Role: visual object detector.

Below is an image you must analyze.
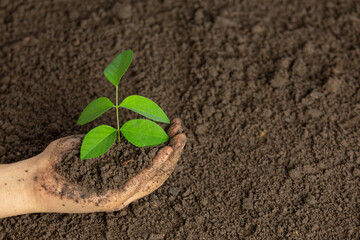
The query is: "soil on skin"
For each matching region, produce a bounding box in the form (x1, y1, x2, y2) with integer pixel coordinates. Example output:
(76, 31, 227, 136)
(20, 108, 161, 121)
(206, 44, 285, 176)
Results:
(1, 0, 360, 239)
(55, 139, 159, 196)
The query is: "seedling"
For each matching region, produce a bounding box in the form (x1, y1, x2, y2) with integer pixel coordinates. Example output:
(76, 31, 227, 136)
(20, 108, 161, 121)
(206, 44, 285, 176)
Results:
(77, 50, 170, 160)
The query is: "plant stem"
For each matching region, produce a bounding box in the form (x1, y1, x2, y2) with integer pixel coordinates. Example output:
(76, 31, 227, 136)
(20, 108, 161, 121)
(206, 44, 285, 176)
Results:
(116, 85, 120, 141)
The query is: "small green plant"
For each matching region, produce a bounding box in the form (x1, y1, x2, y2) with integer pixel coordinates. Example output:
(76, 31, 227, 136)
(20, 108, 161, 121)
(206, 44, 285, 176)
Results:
(77, 50, 170, 160)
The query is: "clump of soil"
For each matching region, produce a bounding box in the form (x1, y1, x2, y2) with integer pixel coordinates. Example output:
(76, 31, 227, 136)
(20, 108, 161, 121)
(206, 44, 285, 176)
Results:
(55, 139, 160, 196)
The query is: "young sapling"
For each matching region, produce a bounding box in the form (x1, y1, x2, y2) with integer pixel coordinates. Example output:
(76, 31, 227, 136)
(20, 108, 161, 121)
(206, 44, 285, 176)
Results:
(77, 50, 170, 160)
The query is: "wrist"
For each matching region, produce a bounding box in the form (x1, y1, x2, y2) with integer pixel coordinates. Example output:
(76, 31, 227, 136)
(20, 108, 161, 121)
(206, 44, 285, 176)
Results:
(0, 157, 40, 218)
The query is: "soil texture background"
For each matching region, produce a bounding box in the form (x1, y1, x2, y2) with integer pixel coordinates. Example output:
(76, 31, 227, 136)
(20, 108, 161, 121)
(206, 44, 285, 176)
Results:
(1, 0, 360, 239)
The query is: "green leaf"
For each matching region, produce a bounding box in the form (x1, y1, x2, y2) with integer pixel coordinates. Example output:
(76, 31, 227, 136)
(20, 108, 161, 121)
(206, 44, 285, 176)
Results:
(77, 97, 114, 125)
(119, 95, 170, 124)
(104, 50, 133, 86)
(120, 119, 169, 147)
(80, 125, 117, 159)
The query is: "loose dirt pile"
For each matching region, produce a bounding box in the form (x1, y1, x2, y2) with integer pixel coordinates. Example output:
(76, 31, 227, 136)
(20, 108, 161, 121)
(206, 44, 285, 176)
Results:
(55, 138, 159, 196)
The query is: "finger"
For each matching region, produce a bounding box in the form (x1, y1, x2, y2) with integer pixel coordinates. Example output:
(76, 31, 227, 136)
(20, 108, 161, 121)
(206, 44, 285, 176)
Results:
(122, 124, 186, 203)
(172, 118, 182, 125)
(120, 169, 167, 207)
(162, 133, 186, 174)
(122, 133, 187, 207)
(40, 135, 83, 168)
(151, 134, 186, 187)
(167, 118, 183, 138)
(121, 146, 173, 191)
(169, 133, 187, 150)
(113, 122, 182, 206)
(112, 146, 174, 210)
(152, 146, 173, 166)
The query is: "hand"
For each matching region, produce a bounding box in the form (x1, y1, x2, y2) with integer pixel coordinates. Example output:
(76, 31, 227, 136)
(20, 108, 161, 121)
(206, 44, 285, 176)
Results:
(0, 119, 186, 218)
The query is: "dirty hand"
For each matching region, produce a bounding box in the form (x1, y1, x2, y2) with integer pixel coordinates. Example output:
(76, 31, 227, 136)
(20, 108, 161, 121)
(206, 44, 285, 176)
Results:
(0, 119, 186, 218)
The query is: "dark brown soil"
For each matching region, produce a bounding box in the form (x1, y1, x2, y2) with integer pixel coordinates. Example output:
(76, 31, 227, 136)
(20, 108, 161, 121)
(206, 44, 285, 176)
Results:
(55, 138, 159, 196)
(1, 0, 360, 239)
